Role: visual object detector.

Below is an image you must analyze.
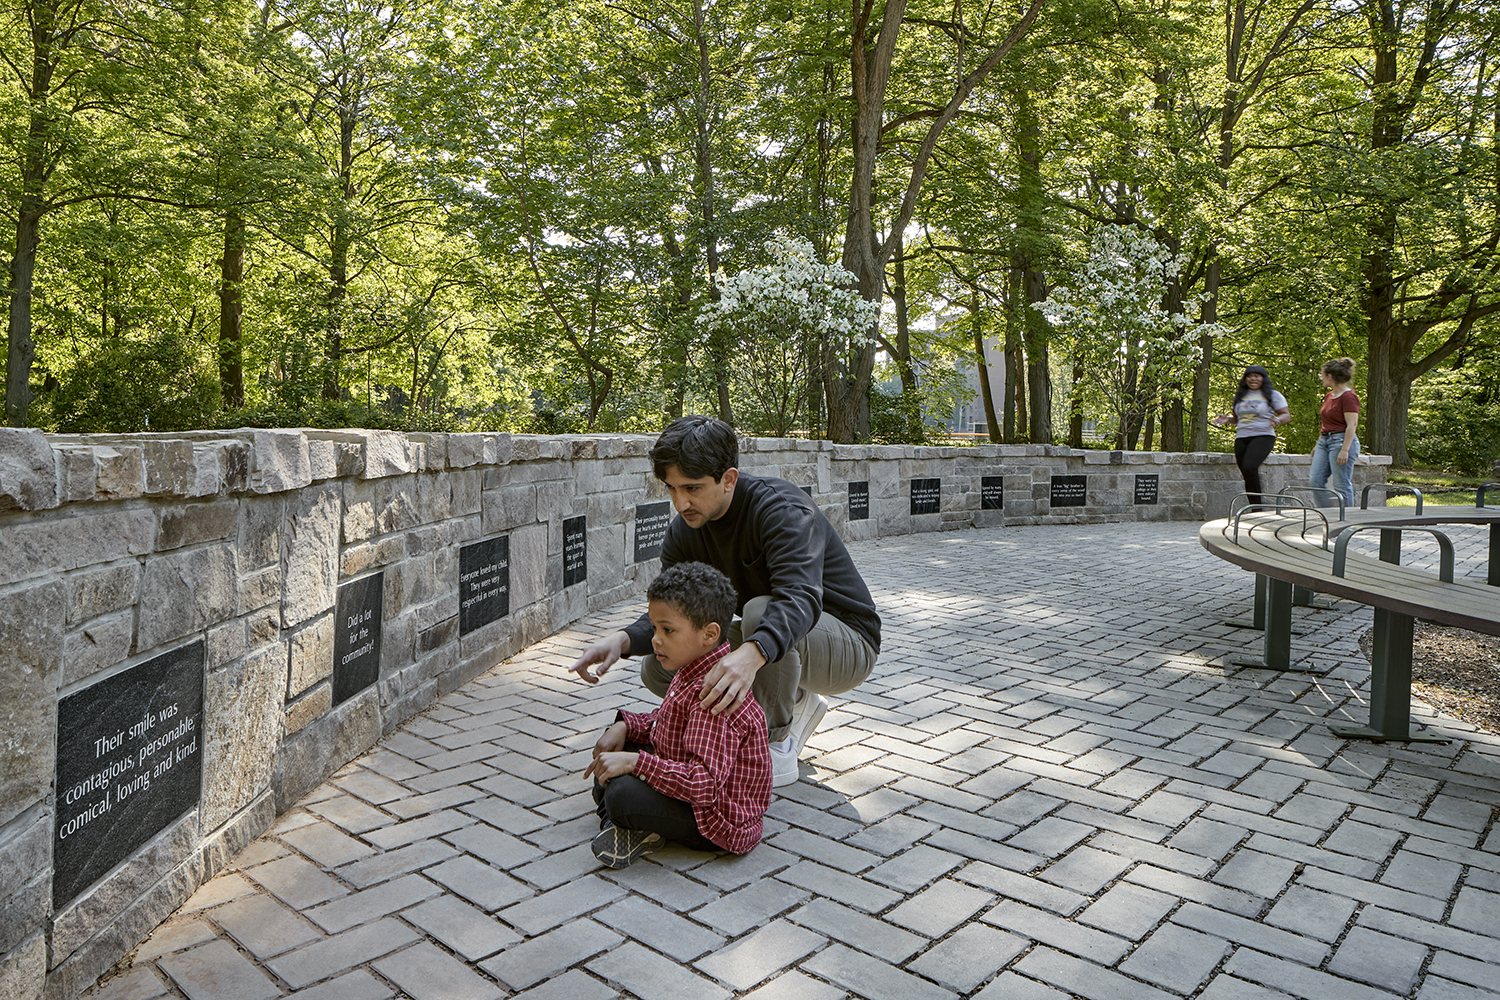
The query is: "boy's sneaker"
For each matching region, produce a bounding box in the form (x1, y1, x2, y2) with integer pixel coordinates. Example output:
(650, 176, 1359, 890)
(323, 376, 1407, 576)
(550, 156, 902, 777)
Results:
(591, 824, 662, 869)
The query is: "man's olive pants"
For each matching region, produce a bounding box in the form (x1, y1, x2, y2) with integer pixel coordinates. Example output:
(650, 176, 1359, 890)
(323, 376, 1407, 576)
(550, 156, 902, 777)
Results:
(639, 596, 877, 743)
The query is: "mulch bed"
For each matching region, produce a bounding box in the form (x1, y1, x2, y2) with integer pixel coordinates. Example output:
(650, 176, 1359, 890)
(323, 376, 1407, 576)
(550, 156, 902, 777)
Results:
(1360, 622, 1500, 736)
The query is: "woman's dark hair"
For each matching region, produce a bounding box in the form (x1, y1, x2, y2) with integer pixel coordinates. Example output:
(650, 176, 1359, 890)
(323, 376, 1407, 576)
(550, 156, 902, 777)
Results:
(1321, 357, 1356, 383)
(1232, 365, 1277, 408)
(647, 562, 738, 633)
(650, 415, 738, 481)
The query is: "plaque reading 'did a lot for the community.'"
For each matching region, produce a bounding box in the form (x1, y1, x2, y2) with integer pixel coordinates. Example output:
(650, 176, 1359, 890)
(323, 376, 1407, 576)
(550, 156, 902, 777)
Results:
(1050, 475, 1088, 507)
(54, 641, 204, 908)
(459, 536, 510, 635)
(633, 501, 672, 562)
(334, 573, 384, 704)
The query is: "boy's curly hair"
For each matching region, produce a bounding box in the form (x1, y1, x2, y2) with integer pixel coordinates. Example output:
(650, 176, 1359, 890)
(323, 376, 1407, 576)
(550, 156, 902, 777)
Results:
(647, 562, 737, 633)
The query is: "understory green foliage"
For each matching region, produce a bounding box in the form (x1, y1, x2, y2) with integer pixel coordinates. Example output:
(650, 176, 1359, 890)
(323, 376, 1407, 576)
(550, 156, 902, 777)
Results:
(44, 333, 220, 433)
(1406, 367, 1500, 475)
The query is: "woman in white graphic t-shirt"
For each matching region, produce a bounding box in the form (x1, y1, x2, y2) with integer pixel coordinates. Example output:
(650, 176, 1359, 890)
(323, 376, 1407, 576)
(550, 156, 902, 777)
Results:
(1213, 365, 1290, 505)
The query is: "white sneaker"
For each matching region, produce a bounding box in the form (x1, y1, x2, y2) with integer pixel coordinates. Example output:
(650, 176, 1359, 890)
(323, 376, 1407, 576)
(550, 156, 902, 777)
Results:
(789, 691, 828, 754)
(770, 737, 799, 787)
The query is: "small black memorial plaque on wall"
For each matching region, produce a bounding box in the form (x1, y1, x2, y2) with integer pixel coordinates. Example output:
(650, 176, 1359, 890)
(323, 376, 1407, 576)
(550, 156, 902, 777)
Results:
(54, 640, 204, 908)
(848, 481, 869, 521)
(563, 516, 587, 588)
(1050, 475, 1088, 508)
(982, 476, 1004, 510)
(459, 536, 510, 636)
(1134, 474, 1160, 505)
(633, 501, 672, 562)
(334, 573, 384, 703)
(911, 478, 941, 515)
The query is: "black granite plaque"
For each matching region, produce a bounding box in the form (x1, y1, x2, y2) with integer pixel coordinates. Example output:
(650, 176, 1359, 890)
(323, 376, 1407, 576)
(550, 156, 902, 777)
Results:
(982, 476, 1004, 510)
(800, 485, 813, 497)
(1134, 474, 1160, 505)
(459, 536, 510, 636)
(563, 516, 587, 588)
(911, 478, 941, 515)
(849, 481, 869, 521)
(54, 641, 204, 908)
(334, 572, 384, 703)
(633, 501, 672, 562)
(1050, 475, 1088, 508)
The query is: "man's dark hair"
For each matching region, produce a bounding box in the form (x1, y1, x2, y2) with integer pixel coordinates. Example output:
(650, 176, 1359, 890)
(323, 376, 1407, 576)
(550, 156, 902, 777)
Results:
(647, 562, 737, 633)
(651, 415, 738, 481)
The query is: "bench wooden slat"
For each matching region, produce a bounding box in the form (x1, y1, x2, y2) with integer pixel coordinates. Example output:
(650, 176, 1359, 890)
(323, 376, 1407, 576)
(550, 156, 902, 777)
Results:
(1200, 514, 1500, 636)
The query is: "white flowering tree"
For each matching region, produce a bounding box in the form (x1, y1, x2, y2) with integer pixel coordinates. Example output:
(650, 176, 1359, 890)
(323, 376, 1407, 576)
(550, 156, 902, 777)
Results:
(698, 237, 880, 436)
(1037, 227, 1221, 448)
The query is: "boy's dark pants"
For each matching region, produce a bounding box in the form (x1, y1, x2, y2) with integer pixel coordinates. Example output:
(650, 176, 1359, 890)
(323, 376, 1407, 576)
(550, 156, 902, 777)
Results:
(592, 742, 717, 851)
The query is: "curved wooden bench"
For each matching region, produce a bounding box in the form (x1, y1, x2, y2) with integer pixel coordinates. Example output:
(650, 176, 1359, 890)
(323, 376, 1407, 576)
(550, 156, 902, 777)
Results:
(1199, 503, 1500, 743)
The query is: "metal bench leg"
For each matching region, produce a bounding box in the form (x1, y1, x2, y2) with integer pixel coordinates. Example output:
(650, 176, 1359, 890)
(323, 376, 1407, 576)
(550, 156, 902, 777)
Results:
(1329, 608, 1446, 743)
(1490, 523, 1500, 587)
(1226, 574, 1268, 630)
(1226, 578, 1293, 670)
(1292, 584, 1333, 609)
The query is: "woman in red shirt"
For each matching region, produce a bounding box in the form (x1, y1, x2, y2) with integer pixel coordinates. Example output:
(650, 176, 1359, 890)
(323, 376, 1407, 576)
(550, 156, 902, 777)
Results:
(1309, 357, 1360, 507)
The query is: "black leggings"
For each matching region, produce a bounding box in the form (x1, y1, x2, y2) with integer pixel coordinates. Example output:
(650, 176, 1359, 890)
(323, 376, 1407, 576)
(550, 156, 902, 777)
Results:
(593, 775, 718, 851)
(1234, 434, 1277, 505)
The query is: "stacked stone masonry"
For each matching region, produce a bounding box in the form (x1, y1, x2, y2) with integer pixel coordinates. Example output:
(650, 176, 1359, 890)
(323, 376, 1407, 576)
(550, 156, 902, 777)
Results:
(0, 427, 1387, 1000)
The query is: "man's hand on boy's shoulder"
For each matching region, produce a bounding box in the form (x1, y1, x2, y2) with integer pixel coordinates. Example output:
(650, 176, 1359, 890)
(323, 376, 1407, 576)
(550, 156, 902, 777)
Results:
(699, 642, 767, 715)
(570, 630, 632, 683)
(584, 751, 638, 785)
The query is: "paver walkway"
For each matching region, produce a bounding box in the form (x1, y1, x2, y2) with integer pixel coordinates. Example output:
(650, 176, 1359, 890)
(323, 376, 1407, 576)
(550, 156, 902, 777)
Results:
(84, 522, 1500, 1000)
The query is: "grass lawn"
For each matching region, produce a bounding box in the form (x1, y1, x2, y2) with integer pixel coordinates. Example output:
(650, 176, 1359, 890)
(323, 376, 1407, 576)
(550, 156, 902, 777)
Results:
(1384, 467, 1497, 506)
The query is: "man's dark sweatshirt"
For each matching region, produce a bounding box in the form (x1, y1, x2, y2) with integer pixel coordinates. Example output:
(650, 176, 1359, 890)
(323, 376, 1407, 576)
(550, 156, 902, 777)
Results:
(623, 473, 881, 663)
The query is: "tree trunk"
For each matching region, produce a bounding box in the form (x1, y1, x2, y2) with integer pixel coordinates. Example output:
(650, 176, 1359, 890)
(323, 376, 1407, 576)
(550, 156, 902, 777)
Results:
(974, 305, 1001, 443)
(218, 208, 246, 409)
(832, 0, 1044, 442)
(1068, 350, 1085, 447)
(1014, 83, 1052, 444)
(1002, 278, 1018, 442)
(1158, 271, 1185, 451)
(692, 0, 732, 425)
(323, 80, 361, 401)
(1160, 396, 1184, 451)
(889, 241, 922, 441)
(6, 194, 42, 427)
(1120, 331, 1142, 448)
(1022, 266, 1051, 444)
(1014, 343, 1029, 441)
(1190, 259, 1218, 451)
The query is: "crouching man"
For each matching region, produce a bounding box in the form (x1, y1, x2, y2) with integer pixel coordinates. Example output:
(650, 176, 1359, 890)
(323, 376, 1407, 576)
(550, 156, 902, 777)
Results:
(570, 415, 881, 787)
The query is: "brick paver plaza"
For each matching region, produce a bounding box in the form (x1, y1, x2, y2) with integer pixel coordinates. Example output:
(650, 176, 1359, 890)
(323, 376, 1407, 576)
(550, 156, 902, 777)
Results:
(84, 521, 1500, 1000)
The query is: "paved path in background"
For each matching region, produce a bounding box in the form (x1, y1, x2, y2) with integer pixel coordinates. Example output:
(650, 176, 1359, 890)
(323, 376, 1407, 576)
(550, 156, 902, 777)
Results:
(85, 521, 1500, 1000)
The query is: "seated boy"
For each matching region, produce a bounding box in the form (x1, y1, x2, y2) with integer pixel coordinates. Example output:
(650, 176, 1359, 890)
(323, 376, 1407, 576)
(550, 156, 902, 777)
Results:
(585, 562, 772, 868)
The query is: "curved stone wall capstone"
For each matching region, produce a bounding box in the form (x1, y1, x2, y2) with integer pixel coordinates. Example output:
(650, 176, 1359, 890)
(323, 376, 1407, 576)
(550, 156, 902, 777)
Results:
(0, 427, 1387, 999)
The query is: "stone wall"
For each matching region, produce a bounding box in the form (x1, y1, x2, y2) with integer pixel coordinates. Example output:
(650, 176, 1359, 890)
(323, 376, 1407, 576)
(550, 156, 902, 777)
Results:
(0, 428, 1387, 999)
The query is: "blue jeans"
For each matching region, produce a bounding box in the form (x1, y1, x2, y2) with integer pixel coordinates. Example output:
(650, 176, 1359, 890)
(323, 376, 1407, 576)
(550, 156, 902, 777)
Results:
(1310, 431, 1360, 508)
